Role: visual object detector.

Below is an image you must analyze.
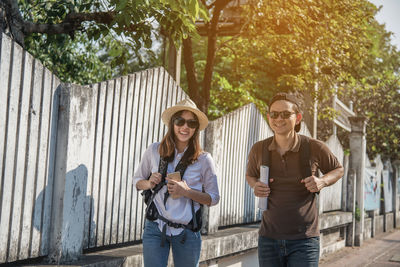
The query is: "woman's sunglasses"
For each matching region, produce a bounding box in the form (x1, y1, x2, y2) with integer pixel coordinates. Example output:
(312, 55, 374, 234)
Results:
(269, 111, 296, 119)
(173, 117, 199, 129)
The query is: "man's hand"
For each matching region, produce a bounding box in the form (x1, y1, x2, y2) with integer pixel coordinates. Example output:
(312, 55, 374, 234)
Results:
(301, 176, 327, 192)
(253, 179, 274, 197)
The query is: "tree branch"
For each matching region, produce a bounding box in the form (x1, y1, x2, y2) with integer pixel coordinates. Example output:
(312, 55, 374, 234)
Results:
(22, 12, 115, 35)
(1, 0, 116, 45)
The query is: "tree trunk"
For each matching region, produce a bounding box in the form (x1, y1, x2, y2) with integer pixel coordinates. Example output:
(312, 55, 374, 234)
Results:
(182, 37, 204, 111)
(183, 0, 232, 114)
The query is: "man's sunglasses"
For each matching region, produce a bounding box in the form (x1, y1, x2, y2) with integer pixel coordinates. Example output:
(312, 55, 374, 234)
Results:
(269, 111, 296, 119)
(173, 117, 199, 129)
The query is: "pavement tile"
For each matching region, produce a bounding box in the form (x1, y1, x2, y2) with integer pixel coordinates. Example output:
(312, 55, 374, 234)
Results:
(320, 229, 400, 267)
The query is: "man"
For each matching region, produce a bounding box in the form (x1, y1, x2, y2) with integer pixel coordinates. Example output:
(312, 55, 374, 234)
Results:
(246, 93, 344, 267)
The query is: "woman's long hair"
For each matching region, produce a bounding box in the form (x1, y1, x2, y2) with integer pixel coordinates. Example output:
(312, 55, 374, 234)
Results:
(159, 110, 202, 163)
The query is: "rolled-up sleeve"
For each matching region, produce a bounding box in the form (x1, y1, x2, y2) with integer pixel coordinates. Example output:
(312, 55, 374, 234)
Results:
(132, 144, 155, 189)
(201, 153, 220, 206)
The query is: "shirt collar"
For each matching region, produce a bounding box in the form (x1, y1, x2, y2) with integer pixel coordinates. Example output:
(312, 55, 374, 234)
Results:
(268, 133, 300, 152)
(175, 146, 188, 156)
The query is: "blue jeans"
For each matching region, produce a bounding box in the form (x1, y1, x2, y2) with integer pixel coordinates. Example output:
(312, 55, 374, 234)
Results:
(258, 236, 320, 267)
(142, 219, 202, 267)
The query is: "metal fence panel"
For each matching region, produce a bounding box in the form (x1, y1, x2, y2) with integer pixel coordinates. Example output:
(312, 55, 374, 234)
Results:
(210, 104, 273, 227)
(76, 68, 188, 249)
(0, 33, 59, 263)
(323, 135, 344, 212)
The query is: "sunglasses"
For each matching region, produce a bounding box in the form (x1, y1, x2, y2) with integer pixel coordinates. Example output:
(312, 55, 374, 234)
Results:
(269, 111, 296, 119)
(173, 117, 199, 129)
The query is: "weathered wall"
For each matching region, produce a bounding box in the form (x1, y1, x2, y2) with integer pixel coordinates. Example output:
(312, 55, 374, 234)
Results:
(323, 135, 344, 211)
(364, 217, 372, 240)
(0, 32, 60, 263)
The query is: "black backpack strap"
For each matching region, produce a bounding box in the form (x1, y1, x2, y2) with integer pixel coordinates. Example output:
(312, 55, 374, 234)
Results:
(143, 149, 202, 246)
(261, 137, 274, 167)
(143, 157, 169, 217)
(163, 159, 190, 205)
(299, 135, 312, 179)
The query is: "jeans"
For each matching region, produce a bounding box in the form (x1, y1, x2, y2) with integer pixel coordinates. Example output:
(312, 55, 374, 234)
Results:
(258, 236, 320, 267)
(142, 219, 202, 267)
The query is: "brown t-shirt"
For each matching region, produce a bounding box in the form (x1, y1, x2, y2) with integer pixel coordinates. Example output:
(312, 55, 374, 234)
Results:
(246, 134, 342, 240)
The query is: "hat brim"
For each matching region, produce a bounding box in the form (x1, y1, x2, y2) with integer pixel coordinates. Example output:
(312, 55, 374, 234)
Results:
(162, 105, 208, 131)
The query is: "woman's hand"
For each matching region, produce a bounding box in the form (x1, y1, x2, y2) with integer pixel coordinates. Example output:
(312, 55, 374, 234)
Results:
(166, 178, 190, 198)
(148, 172, 162, 189)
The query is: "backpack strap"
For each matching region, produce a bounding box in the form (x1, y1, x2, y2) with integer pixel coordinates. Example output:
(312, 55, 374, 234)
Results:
(143, 150, 201, 246)
(261, 135, 311, 179)
(261, 137, 274, 167)
(142, 157, 168, 215)
(299, 134, 312, 179)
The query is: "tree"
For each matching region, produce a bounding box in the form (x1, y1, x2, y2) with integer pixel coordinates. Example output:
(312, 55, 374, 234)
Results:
(343, 18, 400, 161)
(1, 0, 202, 47)
(182, 0, 233, 113)
(183, 0, 400, 160)
(0, 0, 206, 83)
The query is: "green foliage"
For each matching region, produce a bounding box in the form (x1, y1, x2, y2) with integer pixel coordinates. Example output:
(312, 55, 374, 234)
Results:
(355, 206, 361, 222)
(19, 0, 206, 84)
(25, 32, 113, 84)
(183, 0, 399, 161)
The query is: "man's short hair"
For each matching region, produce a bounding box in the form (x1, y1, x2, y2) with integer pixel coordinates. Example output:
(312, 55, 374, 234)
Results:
(269, 93, 301, 132)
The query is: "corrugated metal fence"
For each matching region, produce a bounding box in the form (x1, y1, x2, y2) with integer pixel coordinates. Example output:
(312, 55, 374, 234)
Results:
(207, 104, 272, 227)
(79, 68, 187, 249)
(323, 135, 345, 212)
(0, 32, 189, 262)
(0, 33, 60, 262)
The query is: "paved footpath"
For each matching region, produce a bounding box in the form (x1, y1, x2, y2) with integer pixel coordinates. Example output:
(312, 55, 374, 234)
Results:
(320, 229, 400, 267)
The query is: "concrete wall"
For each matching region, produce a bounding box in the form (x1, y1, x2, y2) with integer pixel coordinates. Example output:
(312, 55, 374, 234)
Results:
(375, 215, 385, 235)
(386, 212, 394, 232)
(364, 217, 372, 240)
(200, 249, 258, 267)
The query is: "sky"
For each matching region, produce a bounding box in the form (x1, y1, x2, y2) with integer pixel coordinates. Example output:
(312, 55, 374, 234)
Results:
(369, 0, 400, 49)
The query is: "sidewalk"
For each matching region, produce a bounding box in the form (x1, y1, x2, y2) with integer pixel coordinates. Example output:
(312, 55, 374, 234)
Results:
(320, 228, 400, 267)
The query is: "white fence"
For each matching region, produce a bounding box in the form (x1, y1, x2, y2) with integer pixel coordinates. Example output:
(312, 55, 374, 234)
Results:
(322, 135, 345, 212)
(0, 32, 189, 263)
(206, 104, 271, 226)
(0, 33, 60, 262)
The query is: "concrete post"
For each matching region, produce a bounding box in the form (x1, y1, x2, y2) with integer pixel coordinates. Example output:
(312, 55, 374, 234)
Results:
(393, 160, 400, 227)
(48, 84, 90, 263)
(202, 120, 221, 234)
(167, 38, 181, 86)
(342, 154, 349, 212)
(368, 210, 378, 237)
(346, 169, 356, 246)
(349, 116, 368, 246)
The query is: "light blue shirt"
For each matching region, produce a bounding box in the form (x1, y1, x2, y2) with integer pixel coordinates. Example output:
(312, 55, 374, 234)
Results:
(133, 142, 220, 235)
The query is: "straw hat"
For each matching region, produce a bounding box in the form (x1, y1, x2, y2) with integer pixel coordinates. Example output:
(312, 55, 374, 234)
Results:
(161, 99, 209, 131)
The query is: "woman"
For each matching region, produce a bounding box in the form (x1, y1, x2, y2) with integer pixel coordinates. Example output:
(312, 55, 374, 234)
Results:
(133, 99, 220, 267)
